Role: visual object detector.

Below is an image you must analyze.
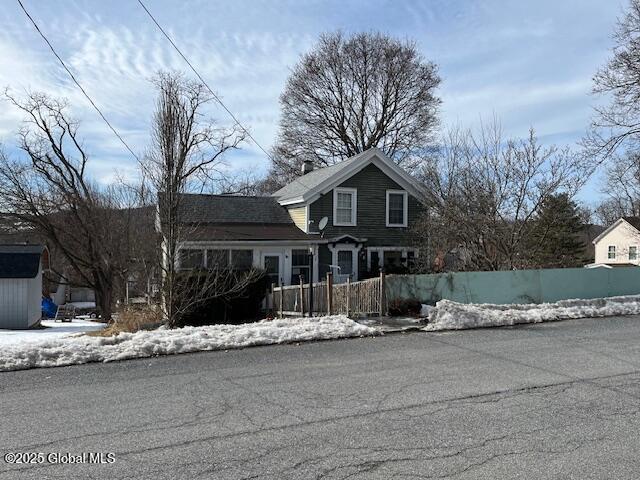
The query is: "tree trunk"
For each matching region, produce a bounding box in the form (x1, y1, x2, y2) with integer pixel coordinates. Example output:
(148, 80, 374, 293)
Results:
(95, 280, 113, 323)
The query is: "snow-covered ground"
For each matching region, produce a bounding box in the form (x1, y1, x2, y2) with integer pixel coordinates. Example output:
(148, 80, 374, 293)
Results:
(425, 295, 640, 331)
(0, 316, 377, 372)
(0, 319, 105, 346)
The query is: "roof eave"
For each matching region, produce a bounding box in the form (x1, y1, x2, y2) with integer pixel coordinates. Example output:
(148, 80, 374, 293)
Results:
(592, 218, 640, 244)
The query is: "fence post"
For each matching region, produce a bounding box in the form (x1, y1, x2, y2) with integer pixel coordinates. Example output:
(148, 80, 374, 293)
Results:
(346, 277, 351, 317)
(299, 275, 305, 316)
(270, 282, 275, 313)
(379, 270, 386, 317)
(278, 281, 283, 318)
(327, 272, 333, 315)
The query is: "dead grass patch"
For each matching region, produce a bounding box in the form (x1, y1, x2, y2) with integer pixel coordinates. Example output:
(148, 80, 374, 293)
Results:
(88, 307, 162, 337)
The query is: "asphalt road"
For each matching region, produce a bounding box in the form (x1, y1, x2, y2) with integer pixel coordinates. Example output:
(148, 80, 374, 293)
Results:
(3, 316, 640, 479)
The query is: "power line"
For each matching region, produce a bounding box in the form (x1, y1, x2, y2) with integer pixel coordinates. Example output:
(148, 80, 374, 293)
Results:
(16, 0, 139, 161)
(136, 0, 274, 162)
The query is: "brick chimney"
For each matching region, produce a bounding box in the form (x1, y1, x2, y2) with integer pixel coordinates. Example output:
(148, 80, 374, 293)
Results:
(301, 160, 314, 175)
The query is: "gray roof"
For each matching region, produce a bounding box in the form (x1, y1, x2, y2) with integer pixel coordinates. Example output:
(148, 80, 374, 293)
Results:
(156, 194, 323, 242)
(0, 244, 44, 278)
(172, 194, 294, 224)
(182, 224, 317, 241)
(624, 216, 640, 231)
(272, 151, 369, 202)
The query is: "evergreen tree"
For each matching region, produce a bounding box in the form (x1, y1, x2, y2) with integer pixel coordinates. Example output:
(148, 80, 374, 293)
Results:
(528, 193, 586, 268)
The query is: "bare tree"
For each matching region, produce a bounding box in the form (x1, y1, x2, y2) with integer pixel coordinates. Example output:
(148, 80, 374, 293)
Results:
(143, 72, 261, 328)
(416, 121, 589, 271)
(595, 152, 640, 224)
(269, 31, 441, 186)
(584, 0, 640, 160)
(0, 92, 149, 321)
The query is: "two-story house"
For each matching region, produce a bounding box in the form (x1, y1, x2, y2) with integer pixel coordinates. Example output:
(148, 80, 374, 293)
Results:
(172, 148, 426, 285)
(592, 217, 640, 266)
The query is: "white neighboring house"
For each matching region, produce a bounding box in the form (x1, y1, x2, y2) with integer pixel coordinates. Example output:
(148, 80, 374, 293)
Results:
(0, 245, 45, 329)
(592, 217, 640, 266)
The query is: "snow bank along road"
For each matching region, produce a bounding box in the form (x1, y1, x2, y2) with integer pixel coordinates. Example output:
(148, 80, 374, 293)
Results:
(3, 295, 639, 372)
(3, 315, 640, 479)
(0, 316, 376, 371)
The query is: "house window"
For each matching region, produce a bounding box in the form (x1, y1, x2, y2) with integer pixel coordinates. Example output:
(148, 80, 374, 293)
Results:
(291, 249, 310, 284)
(264, 255, 281, 286)
(337, 250, 353, 276)
(630, 246, 638, 261)
(406, 250, 416, 268)
(231, 250, 253, 270)
(608, 245, 616, 260)
(383, 250, 403, 269)
(207, 249, 230, 269)
(179, 249, 204, 269)
(386, 190, 408, 227)
(333, 188, 357, 226)
(370, 251, 380, 274)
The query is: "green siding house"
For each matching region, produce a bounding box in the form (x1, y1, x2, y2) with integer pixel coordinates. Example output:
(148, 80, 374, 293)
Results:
(172, 148, 426, 285)
(274, 148, 426, 282)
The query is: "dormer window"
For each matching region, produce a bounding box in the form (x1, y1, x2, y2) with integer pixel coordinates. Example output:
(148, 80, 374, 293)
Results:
(386, 190, 408, 227)
(333, 188, 357, 226)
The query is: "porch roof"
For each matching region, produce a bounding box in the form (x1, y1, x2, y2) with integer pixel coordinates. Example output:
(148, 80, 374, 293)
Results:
(181, 223, 322, 242)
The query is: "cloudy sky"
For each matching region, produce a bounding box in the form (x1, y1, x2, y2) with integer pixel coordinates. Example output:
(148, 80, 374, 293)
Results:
(0, 0, 627, 203)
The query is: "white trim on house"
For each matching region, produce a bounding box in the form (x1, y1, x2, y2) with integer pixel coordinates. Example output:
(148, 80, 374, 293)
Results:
(261, 251, 285, 286)
(328, 243, 361, 282)
(275, 148, 427, 208)
(366, 246, 417, 270)
(176, 243, 320, 285)
(333, 187, 358, 226)
(593, 218, 640, 244)
(386, 190, 408, 227)
(278, 197, 306, 206)
(181, 239, 326, 246)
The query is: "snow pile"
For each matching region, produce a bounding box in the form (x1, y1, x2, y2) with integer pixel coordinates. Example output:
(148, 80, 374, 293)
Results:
(0, 319, 104, 346)
(0, 316, 376, 372)
(420, 304, 435, 318)
(425, 295, 640, 331)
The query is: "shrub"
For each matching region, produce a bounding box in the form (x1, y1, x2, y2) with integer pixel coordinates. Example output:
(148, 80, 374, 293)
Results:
(89, 306, 162, 336)
(387, 298, 422, 317)
(175, 271, 270, 327)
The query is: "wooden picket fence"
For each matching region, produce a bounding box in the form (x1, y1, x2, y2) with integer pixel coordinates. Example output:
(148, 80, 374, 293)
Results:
(269, 272, 386, 317)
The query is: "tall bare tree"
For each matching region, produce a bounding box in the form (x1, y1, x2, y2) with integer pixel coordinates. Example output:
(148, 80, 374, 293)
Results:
(585, 0, 640, 160)
(143, 72, 260, 328)
(416, 121, 589, 271)
(0, 92, 149, 321)
(594, 152, 640, 225)
(269, 31, 441, 187)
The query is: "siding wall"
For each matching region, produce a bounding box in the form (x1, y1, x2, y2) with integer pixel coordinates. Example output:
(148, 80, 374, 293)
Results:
(308, 164, 422, 246)
(0, 278, 29, 329)
(594, 222, 640, 265)
(0, 265, 43, 329)
(26, 268, 43, 327)
(287, 206, 307, 232)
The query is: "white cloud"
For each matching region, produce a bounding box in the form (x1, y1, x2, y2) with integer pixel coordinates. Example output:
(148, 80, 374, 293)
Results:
(0, 0, 629, 202)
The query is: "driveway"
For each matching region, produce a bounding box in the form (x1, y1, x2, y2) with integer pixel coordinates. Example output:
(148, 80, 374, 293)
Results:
(2, 315, 640, 479)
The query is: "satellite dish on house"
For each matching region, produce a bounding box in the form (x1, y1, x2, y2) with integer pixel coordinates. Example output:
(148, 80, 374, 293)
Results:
(318, 217, 328, 231)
